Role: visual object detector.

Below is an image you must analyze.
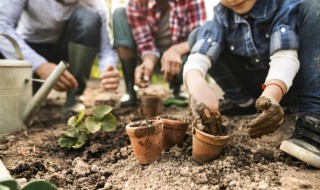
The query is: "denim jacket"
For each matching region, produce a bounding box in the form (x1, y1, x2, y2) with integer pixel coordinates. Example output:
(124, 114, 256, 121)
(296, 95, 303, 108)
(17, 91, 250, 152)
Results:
(191, 0, 301, 70)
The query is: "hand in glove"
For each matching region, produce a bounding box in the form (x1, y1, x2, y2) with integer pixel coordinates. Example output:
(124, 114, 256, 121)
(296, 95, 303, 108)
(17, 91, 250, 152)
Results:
(246, 96, 284, 138)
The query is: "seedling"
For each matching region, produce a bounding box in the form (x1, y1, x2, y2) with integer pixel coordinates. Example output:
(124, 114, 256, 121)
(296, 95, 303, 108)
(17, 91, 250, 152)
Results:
(58, 105, 117, 149)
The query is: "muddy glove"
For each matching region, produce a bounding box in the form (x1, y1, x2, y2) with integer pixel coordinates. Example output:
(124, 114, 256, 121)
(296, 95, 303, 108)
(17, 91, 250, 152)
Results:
(246, 96, 284, 138)
(189, 96, 222, 135)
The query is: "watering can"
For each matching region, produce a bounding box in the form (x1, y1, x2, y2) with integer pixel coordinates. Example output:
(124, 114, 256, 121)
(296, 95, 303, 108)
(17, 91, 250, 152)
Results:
(0, 34, 68, 136)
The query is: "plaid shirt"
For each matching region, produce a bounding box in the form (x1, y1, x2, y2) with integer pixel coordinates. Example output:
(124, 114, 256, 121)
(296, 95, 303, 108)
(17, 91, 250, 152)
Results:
(127, 0, 207, 57)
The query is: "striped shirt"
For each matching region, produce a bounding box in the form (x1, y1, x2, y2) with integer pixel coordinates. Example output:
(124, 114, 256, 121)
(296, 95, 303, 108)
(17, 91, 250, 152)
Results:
(0, 0, 117, 73)
(127, 0, 207, 57)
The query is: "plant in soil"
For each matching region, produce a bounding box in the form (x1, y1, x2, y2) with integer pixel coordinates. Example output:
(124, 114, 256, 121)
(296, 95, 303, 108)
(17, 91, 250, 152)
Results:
(58, 105, 118, 149)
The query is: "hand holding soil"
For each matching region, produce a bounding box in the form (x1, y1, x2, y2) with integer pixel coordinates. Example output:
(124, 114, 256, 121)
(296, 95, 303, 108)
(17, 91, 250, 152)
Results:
(246, 96, 284, 138)
(189, 96, 223, 135)
(135, 64, 151, 88)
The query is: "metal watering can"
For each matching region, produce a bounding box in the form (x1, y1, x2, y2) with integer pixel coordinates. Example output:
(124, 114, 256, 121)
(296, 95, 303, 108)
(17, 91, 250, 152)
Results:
(0, 34, 68, 136)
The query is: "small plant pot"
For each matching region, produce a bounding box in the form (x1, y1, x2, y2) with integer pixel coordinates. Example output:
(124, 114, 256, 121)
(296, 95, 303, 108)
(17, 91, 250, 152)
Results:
(140, 95, 162, 117)
(192, 127, 230, 164)
(126, 120, 163, 165)
(158, 117, 189, 151)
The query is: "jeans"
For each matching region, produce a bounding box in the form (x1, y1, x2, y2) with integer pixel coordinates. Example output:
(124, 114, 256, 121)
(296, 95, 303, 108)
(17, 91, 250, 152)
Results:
(196, 0, 320, 117)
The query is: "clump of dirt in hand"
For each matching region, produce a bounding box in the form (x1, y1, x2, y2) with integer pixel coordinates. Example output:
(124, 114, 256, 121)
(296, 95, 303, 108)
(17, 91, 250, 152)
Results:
(189, 98, 228, 136)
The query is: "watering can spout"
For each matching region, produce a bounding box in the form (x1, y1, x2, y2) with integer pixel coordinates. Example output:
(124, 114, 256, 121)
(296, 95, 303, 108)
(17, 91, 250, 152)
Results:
(22, 61, 69, 124)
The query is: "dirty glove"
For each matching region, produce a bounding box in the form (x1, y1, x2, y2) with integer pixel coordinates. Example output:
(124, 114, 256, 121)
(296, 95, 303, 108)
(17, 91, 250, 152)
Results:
(246, 96, 284, 138)
(189, 96, 222, 135)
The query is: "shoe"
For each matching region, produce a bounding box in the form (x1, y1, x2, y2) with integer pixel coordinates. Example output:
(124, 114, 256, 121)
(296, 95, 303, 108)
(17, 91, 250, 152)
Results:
(120, 93, 137, 107)
(280, 115, 320, 168)
(120, 58, 138, 108)
(62, 95, 86, 113)
(219, 99, 256, 115)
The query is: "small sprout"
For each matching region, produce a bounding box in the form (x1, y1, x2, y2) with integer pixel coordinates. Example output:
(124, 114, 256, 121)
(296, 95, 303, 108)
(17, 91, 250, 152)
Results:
(58, 105, 118, 149)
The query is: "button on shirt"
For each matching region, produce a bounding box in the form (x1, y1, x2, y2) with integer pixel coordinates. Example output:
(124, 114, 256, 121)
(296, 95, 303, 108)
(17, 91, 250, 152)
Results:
(0, 0, 117, 72)
(191, 0, 301, 70)
(127, 0, 207, 57)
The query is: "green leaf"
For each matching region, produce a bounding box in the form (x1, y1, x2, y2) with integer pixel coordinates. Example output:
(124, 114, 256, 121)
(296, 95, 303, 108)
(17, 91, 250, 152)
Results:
(92, 106, 113, 121)
(85, 116, 101, 133)
(67, 116, 78, 127)
(58, 136, 77, 148)
(101, 114, 117, 132)
(21, 180, 57, 190)
(0, 184, 10, 190)
(62, 127, 79, 138)
(72, 133, 88, 149)
(76, 110, 86, 123)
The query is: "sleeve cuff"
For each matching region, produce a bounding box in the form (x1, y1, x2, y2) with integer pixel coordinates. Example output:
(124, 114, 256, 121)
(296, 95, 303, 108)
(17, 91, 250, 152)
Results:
(265, 49, 300, 91)
(183, 53, 211, 85)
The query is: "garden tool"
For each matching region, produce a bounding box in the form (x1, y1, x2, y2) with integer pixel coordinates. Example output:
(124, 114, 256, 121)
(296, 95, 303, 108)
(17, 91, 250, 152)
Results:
(62, 42, 98, 113)
(0, 33, 68, 136)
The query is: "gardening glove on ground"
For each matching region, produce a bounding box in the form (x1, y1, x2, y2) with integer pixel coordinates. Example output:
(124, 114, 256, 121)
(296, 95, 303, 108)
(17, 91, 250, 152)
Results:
(189, 96, 222, 135)
(246, 96, 284, 138)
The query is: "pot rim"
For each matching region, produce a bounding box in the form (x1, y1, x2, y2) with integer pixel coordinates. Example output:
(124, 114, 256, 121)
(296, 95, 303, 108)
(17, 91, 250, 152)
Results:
(193, 127, 230, 145)
(158, 117, 189, 130)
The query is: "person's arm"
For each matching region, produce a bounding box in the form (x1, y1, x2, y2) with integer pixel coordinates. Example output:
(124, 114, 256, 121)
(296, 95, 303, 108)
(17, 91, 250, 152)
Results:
(161, 0, 206, 82)
(0, 0, 47, 71)
(126, 0, 159, 58)
(184, 53, 220, 114)
(91, 0, 119, 91)
(246, 49, 300, 138)
(0, 0, 78, 91)
(134, 53, 158, 88)
(262, 49, 299, 102)
(161, 41, 189, 81)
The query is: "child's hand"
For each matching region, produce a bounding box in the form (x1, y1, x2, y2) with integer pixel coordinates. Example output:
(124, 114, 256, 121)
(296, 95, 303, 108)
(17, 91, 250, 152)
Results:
(189, 95, 221, 134)
(246, 96, 284, 138)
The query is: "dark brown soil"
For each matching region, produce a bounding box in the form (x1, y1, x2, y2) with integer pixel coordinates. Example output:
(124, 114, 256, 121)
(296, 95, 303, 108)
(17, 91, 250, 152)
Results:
(0, 79, 319, 190)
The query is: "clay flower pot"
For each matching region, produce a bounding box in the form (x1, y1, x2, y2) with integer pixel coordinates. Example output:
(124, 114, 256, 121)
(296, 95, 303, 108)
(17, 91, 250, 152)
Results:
(140, 94, 162, 117)
(158, 116, 189, 151)
(192, 127, 230, 164)
(126, 120, 163, 165)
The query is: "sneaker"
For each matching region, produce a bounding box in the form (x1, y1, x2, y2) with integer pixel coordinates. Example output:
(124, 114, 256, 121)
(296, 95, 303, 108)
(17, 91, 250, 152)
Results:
(219, 99, 256, 115)
(280, 115, 320, 168)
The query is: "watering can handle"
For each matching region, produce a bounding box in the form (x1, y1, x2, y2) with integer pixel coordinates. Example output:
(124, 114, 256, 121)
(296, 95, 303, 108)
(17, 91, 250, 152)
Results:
(0, 33, 23, 60)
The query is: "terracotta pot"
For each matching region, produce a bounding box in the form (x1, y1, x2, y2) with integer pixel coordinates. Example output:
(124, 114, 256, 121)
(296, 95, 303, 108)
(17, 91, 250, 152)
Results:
(140, 95, 162, 117)
(126, 120, 163, 165)
(192, 127, 230, 164)
(158, 117, 189, 151)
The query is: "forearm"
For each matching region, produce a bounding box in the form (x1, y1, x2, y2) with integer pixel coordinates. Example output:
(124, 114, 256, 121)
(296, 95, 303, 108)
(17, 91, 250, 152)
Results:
(142, 53, 158, 67)
(170, 41, 190, 56)
(261, 79, 287, 103)
(185, 69, 207, 94)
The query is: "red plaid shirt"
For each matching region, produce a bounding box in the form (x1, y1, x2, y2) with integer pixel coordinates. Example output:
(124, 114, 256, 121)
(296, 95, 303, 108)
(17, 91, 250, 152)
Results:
(126, 0, 207, 57)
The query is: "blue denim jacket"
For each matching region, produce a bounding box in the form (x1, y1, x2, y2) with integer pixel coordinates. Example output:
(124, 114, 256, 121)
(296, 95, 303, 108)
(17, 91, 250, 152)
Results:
(191, 0, 301, 70)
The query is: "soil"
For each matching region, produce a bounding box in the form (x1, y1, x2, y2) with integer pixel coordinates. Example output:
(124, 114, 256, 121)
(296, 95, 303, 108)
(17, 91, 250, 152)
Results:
(0, 79, 319, 190)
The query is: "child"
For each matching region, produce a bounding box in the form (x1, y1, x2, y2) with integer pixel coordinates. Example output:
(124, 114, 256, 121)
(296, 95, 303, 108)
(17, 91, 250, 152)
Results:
(184, 0, 320, 168)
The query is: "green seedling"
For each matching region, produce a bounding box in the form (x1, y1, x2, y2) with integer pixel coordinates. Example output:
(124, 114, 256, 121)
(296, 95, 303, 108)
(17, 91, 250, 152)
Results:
(58, 105, 117, 149)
